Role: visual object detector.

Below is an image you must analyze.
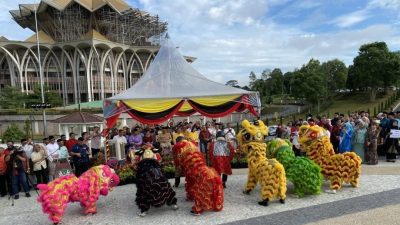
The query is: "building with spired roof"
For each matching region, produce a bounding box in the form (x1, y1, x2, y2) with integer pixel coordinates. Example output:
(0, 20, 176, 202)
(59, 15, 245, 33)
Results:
(0, 0, 195, 105)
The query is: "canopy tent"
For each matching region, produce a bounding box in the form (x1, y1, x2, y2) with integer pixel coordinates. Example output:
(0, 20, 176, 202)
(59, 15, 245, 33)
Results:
(103, 37, 260, 127)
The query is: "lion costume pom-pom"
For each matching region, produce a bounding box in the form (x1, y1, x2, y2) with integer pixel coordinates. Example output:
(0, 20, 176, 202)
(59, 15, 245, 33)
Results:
(37, 165, 119, 224)
(237, 120, 287, 206)
(173, 140, 224, 215)
(298, 124, 362, 193)
(267, 138, 322, 197)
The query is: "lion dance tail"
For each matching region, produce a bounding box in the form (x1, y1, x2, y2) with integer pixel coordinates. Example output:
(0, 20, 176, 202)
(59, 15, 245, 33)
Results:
(211, 170, 224, 211)
(37, 175, 78, 224)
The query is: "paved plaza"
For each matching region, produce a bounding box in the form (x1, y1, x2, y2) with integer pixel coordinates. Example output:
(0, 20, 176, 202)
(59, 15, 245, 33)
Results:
(0, 159, 399, 225)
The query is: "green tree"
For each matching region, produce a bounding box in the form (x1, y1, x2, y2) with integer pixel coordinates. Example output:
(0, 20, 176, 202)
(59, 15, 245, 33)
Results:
(248, 71, 257, 88)
(2, 123, 25, 142)
(269, 68, 284, 95)
(26, 85, 63, 107)
(225, 80, 239, 87)
(261, 69, 271, 80)
(23, 118, 32, 139)
(283, 71, 294, 95)
(291, 59, 327, 112)
(321, 59, 348, 97)
(349, 42, 400, 101)
(0, 86, 26, 109)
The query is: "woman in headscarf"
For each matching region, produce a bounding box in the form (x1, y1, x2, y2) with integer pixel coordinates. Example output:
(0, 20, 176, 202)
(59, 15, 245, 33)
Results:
(339, 122, 353, 153)
(352, 119, 367, 162)
(384, 119, 399, 162)
(366, 120, 380, 165)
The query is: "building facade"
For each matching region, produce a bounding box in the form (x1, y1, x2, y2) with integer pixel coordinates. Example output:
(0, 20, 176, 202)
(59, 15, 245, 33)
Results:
(0, 0, 194, 105)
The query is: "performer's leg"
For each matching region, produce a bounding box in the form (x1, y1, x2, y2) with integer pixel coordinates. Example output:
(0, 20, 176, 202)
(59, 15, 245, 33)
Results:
(174, 177, 180, 187)
(244, 172, 256, 194)
(222, 174, 227, 188)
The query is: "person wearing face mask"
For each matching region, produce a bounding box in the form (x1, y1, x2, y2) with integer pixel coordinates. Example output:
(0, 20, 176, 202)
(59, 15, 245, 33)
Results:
(5, 146, 31, 199)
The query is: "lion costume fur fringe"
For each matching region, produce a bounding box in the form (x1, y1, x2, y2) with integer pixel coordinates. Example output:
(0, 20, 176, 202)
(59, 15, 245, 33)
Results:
(37, 165, 120, 224)
(135, 147, 177, 215)
(237, 120, 286, 205)
(266, 138, 322, 197)
(174, 140, 224, 214)
(298, 124, 362, 191)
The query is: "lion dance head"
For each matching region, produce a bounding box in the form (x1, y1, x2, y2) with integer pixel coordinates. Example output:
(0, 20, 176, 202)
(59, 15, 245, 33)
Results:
(237, 119, 268, 154)
(298, 124, 326, 146)
(91, 165, 120, 196)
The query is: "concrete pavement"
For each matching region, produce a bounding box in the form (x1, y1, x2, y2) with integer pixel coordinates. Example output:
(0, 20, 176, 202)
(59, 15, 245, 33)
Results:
(0, 159, 399, 225)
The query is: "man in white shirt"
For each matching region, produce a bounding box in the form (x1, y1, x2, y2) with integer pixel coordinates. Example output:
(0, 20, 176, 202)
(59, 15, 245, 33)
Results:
(46, 136, 59, 181)
(113, 129, 128, 144)
(113, 129, 128, 160)
(21, 139, 34, 159)
(223, 123, 236, 141)
(90, 126, 101, 158)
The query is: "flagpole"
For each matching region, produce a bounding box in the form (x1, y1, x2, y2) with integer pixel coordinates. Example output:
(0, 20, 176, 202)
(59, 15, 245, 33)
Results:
(34, 2, 47, 138)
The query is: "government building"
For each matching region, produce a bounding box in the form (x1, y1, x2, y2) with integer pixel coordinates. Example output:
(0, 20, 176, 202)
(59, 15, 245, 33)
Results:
(0, 0, 194, 105)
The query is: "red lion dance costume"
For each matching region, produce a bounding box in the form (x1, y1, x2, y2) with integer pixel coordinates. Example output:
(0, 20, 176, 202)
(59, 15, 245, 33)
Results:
(174, 140, 224, 216)
(37, 165, 120, 224)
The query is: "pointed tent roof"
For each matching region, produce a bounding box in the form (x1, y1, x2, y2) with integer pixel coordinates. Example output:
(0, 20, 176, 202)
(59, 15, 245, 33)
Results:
(109, 38, 255, 100)
(104, 37, 260, 126)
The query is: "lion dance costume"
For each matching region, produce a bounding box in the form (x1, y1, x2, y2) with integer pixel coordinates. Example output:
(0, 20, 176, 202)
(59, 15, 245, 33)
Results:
(37, 165, 119, 224)
(298, 124, 362, 193)
(237, 120, 286, 206)
(135, 145, 178, 217)
(267, 138, 322, 197)
(173, 140, 224, 215)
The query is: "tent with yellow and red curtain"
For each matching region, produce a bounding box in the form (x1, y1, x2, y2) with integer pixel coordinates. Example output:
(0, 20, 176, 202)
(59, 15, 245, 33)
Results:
(103, 37, 260, 127)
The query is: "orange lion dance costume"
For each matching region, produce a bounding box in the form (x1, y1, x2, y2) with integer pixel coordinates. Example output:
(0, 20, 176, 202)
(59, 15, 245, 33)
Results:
(174, 140, 224, 216)
(37, 165, 119, 224)
(298, 124, 362, 193)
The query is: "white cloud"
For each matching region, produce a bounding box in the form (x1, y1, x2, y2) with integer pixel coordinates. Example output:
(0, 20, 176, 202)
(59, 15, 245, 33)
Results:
(332, 10, 369, 28)
(0, 0, 399, 87)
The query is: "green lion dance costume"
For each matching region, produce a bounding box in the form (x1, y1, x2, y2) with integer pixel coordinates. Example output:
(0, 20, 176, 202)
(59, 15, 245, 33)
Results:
(237, 120, 286, 206)
(266, 138, 322, 197)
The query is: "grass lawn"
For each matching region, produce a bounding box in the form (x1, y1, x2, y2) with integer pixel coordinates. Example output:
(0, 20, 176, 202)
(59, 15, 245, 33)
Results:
(318, 91, 395, 116)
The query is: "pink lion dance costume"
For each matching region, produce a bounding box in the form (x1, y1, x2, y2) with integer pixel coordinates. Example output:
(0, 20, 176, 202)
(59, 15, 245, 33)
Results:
(37, 165, 120, 224)
(174, 140, 224, 216)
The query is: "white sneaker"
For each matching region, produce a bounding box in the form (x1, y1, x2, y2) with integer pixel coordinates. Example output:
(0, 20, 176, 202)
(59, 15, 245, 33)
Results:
(172, 204, 179, 210)
(138, 212, 147, 217)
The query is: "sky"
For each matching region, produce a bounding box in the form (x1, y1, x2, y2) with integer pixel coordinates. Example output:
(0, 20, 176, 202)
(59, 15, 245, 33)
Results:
(1, 0, 400, 86)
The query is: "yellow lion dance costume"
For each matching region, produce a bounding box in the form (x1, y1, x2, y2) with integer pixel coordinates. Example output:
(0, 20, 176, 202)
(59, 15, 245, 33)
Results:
(237, 120, 286, 206)
(298, 124, 362, 193)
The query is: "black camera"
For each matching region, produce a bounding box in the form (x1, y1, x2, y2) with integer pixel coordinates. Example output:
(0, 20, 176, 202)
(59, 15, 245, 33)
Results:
(11, 146, 24, 156)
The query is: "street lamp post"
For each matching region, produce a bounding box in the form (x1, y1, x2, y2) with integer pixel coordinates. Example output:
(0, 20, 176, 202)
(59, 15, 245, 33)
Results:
(34, 2, 47, 137)
(31, 104, 52, 137)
